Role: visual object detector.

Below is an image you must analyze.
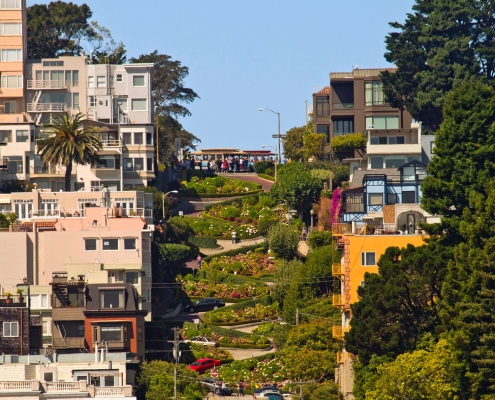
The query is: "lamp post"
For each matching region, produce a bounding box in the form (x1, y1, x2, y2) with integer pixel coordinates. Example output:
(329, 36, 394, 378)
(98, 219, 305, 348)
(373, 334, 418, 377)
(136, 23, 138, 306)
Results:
(261, 145, 277, 182)
(162, 190, 178, 219)
(310, 209, 314, 231)
(259, 108, 281, 164)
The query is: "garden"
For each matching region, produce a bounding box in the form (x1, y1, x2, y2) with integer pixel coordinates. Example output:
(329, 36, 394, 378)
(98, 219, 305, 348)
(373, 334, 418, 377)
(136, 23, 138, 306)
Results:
(181, 176, 262, 196)
(202, 251, 276, 278)
(177, 270, 268, 299)
(202, 296, 279, 325)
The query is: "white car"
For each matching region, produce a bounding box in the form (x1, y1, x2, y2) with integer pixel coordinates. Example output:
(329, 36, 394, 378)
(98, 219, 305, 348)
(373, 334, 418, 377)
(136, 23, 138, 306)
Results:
(182, 336, 218, 347)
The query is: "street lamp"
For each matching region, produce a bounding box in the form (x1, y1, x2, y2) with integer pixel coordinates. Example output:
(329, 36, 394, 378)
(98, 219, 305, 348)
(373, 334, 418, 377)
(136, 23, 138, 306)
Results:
(261, 145, 277, 182)
(259, 108, 281, 163)
(162, 190, 178, 219)
(310, 209, 314, 231)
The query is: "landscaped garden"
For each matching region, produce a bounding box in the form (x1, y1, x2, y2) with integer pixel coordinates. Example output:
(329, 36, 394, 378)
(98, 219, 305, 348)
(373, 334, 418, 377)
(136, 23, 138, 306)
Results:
(202, 296, 279, 325)
(181, 176, 262, 196)
(202, 251, 276, 278)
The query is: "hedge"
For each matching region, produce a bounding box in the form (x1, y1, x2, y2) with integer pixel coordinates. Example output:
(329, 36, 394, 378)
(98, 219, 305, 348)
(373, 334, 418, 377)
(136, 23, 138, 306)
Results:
(180, 296, 253, 304)
(178, 189, 263, 199)
(257, 173, 275, 182)
(205, 317, 279, 327)
(204, 193, 261, 212)
(202, 243, 263, 263)
(195, 269, 266, 286)
(188, 236, 219, 249)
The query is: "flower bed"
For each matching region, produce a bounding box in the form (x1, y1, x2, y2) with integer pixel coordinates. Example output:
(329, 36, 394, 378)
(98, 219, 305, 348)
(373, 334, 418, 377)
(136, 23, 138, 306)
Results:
(203, 251, 276, 278)
(184, 176, 261, 195)
(185, 217, 259, 239)
(202, 302, 279, 324)
(205, 195, 278, 225)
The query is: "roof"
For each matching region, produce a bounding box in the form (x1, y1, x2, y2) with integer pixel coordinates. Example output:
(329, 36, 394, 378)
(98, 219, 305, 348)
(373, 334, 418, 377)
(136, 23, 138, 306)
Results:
(316, 86, 330, 94)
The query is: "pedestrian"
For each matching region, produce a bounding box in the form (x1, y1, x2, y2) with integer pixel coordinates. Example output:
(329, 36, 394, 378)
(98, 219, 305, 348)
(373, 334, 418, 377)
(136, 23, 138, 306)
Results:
(221, 381, 227, 395)
(302, 228, 307, 241)
(231, 231, 237, 244)
(197, 255, 202, 268)
(237, 381, 244, 396)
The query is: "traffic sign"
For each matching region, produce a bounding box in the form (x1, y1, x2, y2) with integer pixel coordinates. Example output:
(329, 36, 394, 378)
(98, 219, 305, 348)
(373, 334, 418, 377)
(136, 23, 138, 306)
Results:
(210, 369, 218, 378)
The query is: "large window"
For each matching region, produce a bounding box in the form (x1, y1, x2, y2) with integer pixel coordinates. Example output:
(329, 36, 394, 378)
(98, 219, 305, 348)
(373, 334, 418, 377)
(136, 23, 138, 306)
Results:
(1, 49, 21, 61)
(0, 0, 21, 9)
(122, 132, 132, 145)
(0, 73, 20, 87)
(101, 326, 121, 341)
(134, 132, 143, 144)
(100, 290, 124, 309)
(370, 136, 405, 145)
(125, 272, 139, 284)
(123, 158, 133, 171)
(0, 23, 21, 35)
(134, 158, 144, 171)
(131, 98, 147, 111)
(5, 100, 16, 113)
(365, 116, 399, 129)
(16, 130, 28, 142)
(147, 158, 153, 171)
(369, 193, 383, 206)
(385, 156, 406, 168)
(333, 119, 354, 136)
(88, 76, 94, 88)
(7, 156, 22, 173)
(3, 322, 18, 337)
(96, 156, 118, 169)
(0, 130, 11, 142)
(370, 156, 383, 169)
(124, 238, 136, 250)
(85, 238, 97, 251)
(31, 294, 49, 308)
(316, 97, 329, 116)
(344, 192, 364, 213)
(146, 132, 153, 145)
(402, 191, 416, 204)
(102, 239, 119, 251)
(361, 252, 376, 266)
(317, 125, 330, 143)
(133, 75, 145, 87)
(365, 81, 385, 106)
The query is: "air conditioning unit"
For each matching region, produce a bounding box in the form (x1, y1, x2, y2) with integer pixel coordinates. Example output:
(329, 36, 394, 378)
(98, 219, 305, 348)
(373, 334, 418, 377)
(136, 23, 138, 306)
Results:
(368, 125, 374, 129)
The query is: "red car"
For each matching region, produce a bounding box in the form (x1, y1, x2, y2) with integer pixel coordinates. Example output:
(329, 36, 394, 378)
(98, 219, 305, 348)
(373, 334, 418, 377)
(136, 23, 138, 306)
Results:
(188, 358, 221, 374)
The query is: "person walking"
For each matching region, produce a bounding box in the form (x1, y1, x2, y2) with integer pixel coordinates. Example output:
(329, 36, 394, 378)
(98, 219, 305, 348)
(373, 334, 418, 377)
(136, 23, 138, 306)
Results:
(237, 381, 244, 396)
(196, 255, 202, 269)
(231, 230, 237, 244)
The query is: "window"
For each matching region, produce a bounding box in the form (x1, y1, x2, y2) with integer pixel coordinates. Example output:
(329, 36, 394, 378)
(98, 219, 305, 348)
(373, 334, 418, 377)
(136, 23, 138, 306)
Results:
(5, 100, 16, 113)
(100, 290, 124, 309)
(147, 157, 153, 171)
(0, 130, 11, 142)
(73, 93, 80, 109)
(402, 191, 416, 204)
(96, 156, 117, 169)
(3, 322, 18, 337)
(137, 326, 143, 341)
(43, 372, 54, 382)
(101, 326, 121, 341)
(344, 192, 364, 213)
(385, 156, 406, 168)
(0, 0, 21, 9)
(134, 158, 144, 171)
(370, 136, 387, 145)
(131, 98, 147, 111)
(0, 22, 21, 35)
(42, 320, 51, 335)
(317, 125, 330, 143)
(1, 75, 21, 89)
(134, 132, 143, 144)
(360, 281, 365, 288)
(122, 132, 132, 145)
(387, 193, 397, 205)
(365, 81, 385, 106)
(85, 238, 97, 251)
(370, 156, 383, 169)
(142, 238, 150, 251)
(124, 238, 136, 250)
(365, 116, 399, 129)
(89, 96, 96, 107)
(1, 49, 21, 61)
(361, 252, 376, 266)
(16, 130, 28, 142)
(333, 119, 354, 136)
(369, 193, 383, 206)
(125, 272, 139, 284)
(31, 294, 49, 308)
(72, 70, 79, 86)
(316, 97, 329, 116)
(143, 263, 151, 277)
(133, 75, 145, 86)
(116, 74, 123, 82)
(42, 61, 63, 67)
(146, 132, 153, 145)
(97, 76, 105, 87)
(102, 239, 119, 251)
(389, 136, 405, 144)
(123, 158, 133, 171)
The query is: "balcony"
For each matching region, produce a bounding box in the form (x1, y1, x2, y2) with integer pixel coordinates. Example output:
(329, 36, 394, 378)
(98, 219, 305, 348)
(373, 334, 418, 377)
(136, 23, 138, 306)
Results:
(332, 325, 350, 340)
(29, 209, 85, 219)
(27, 103, 67, 112)
(101, 139, 122, 147)
(30, 165, 66, 175)
(27, 80, 68, 89)
(336, 350, 353, 364)
(332, 293, 345, 308)
(333, 103, 354, 109)
(52, 337, 85, 348)
(0, 295, 26, 308)
(0, 381, 38, 392)
(332, 263, 344, 276)
(332, 223, 353, 235)
(108, 207, 152, 218)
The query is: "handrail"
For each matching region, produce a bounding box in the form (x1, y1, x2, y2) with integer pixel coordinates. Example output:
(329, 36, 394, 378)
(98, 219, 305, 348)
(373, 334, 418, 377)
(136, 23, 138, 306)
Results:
(27, 80, 68, 89)
(29, 209, 85, 218)
(27, 103, 66, 112)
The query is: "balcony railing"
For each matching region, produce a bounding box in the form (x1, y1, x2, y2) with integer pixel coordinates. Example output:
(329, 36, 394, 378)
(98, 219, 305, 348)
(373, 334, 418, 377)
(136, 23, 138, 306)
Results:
(45, 382, 81, 392)
(29, 209, 85, 219)
(0, 381, 38, 391)
(333, 103, 354, 109)
(108, 208, 152, 218)
(336, 351, 353, 364)
(0, 296, 26, 308)
(332, 293, 345, 307)
(332, 223, 352, 235)
(27, 80, 68, 89)
(332, 325, 350, 340)
(27, 103, 67, 112)
(332, 263, 344, 276)
(101, 139, 122, 147)
(52, 337, 85, 348)
(30, 165, 66, 175)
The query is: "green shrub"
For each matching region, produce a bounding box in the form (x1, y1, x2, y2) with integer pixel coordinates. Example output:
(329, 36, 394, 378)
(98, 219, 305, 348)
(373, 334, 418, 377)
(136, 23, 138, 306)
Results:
(307, 231, 333, 248)
(254, 247, 265, 253)
(257, 218, 278, 236)
(188, 236, 219, 248)
(156, 243, 193, 262)
(203, 243, 264, 263)
(204, 194, 260, 212)
(254, 160, 275, 175)
(267, 223, 300, 260)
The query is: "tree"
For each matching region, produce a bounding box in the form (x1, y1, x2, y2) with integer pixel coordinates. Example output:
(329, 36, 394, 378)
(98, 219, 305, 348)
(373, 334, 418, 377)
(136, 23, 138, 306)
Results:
(365, 340, 461, 400)
(37, 113, 102, 192)
(156, 115, 200, 162)
(303, 133, 326, 161)
(345, 242, 453, 364)
(270, 163, 322, 214)
(330, 133, 366, 163)
(266, 222, 299, 260)
(421, 81, 495, 240)
(87, 21, 126, 64)
(283, 125, 305, 162)
(380, 0, 495, 132)
(136, 360, 206, 400)
(0, 213, 17, 228)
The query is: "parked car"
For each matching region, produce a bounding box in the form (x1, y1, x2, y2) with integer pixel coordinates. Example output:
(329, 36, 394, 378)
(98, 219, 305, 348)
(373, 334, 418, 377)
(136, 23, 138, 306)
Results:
(184, 298, 225, 313)
(188, 358, 221, 374)
(254, 386, 279, 394)
(254, 392, 284, 400)
(182, 336, 218, 347)
(201, 378, 233, 395)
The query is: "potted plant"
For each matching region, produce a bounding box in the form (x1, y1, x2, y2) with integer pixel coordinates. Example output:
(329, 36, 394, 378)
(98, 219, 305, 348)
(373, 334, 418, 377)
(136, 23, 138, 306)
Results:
(4, 292, 12, 304)
(16, 288, 24, 303)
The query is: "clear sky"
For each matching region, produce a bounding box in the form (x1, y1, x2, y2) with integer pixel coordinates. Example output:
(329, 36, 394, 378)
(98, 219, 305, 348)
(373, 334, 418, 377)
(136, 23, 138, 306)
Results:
(27, 0, 416, 152)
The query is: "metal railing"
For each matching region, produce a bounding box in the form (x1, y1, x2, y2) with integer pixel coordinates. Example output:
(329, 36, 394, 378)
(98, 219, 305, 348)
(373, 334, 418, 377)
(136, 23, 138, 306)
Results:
(30, 165, 66, 175)
(332, 223, 352, 235)
(29, 209, 85, 218)
(332, 325, 350, 340)
(101, 139, 122, 147)
(27, 80, 68, 89)
(27, 103, 67, 112)
(52, 337, 85, 348)
(333, 103, 354, 109)
(94, 386, 128, 397)
(332, 294, 345, 307)
(332, 263, 344, 276)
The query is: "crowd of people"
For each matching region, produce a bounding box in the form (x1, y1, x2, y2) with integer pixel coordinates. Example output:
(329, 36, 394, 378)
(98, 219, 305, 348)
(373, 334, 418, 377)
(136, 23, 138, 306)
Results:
(174, 155, 280, 173)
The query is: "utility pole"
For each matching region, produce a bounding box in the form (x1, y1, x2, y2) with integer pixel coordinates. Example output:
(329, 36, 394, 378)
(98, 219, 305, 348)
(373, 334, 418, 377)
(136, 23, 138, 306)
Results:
(155, 114, 159, 163)
(173, 327, 179, 399)
(300, 383, 303, 400)
(296, 308, 299, 326)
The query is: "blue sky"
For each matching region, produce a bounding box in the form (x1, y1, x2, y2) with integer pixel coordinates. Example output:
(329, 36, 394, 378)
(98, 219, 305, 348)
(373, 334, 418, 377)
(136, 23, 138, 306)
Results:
(27, 0, 416, 152)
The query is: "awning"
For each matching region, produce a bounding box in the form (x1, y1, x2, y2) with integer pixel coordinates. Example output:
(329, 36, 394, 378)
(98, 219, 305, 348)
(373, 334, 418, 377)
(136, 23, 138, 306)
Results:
(0, 198, 11, 204)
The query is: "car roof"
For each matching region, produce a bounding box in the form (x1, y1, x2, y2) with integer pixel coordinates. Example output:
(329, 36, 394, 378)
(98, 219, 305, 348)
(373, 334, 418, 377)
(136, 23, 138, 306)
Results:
(195, 358, 213, 362)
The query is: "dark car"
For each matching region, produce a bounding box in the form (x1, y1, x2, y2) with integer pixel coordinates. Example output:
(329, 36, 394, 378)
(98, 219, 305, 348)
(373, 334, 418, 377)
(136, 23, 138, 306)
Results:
(184, 298, 225, 313)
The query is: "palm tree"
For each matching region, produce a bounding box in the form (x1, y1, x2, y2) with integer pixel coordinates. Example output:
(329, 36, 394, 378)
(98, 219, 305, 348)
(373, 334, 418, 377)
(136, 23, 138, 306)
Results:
(37, 113, 102, 192)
